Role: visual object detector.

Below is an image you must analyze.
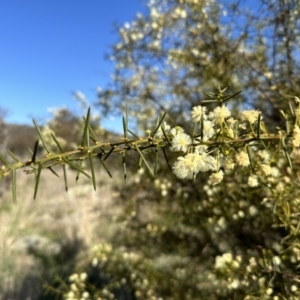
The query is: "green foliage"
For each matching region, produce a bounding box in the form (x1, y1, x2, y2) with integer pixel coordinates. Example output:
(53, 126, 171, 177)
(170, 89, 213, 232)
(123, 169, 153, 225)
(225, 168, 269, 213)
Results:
(1, 88, 300, 298)
(2, 0, 300, 299)
(97, 0, 300, 130)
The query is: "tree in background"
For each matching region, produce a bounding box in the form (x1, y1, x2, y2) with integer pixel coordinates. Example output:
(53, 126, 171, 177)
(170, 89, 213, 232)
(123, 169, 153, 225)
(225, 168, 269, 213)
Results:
(48, 0, 300, 299)
(98, 0, 300, 129)
(84, 0, 300, 298)
(2, 0, 300, 299)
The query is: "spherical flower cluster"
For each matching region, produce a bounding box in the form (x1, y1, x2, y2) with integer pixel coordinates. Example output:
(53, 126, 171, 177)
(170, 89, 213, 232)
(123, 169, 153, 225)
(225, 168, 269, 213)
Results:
(260, 164, 271, 176)
(209, 170, 224, 185)
(209, 105, 231, 124)
(202, 120, 215, 139)
(248, 174, 259, 187)
(174, 6, 187, 18)
(68, 272, 88, 283)
(236, 150, 250, 167)
(173, 152, 216, 179)
(228, 278, 240, 290)
(293, 125, 300, 147)
(191, 106, 215, 139)
(223, 157, 235, 170)
(170, 126, 184, 136)
(154, 121, 171, 138)
(191, 105, 207, 122)
(150, 7, 160, 19)
(240, 109, 261, 124)
(214, 253, 243, 291)
(257, 150, 270, 163)
(171, 132, 192, 153)
(64, 272, 90, 300)
(172, 105, 235, 182)
(215, 253, 234, 269)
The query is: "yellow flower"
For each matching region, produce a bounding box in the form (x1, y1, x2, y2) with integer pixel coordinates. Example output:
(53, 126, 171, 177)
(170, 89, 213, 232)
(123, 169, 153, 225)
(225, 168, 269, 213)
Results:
(236, 151, 250, 167)
(293, 125, 300, 147)
(241, 109, 260, 124)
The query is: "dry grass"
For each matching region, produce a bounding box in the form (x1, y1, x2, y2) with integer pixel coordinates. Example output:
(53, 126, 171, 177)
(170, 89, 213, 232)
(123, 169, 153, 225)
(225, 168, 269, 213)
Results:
(0, 166, 124, 299)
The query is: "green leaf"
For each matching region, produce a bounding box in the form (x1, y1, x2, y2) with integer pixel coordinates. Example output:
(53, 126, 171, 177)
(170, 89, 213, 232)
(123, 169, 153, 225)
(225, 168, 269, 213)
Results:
(0, 153, 10, 166)
(7, 150, 20, 163)
(89, 153, 96, 191)
(122, 107, 128, 140)
(257, 114, 261, 139)
(51, 134, 64, 153)
(200, 116, 204, 140)
(152, 111, 167, 137)
(286, 120, 291, 135)
(76, 160, 83, 181)
(103, 146, 116, 161)
(221, 90, 242, 102)
(62, 157, 91, 179)
(63, 164, 68, 192)
(154, 146, 158, 176)
(201, 90, 242, 104)
(81, 106, 91, 147)
(201, 99, 219, 104)
(135, 145, 154, 177)
(192, 122, 197, 138)
(31, 140, 39, 163)
(88, 124, 99, 144)
(127, 129, 139, 138)
(161, 123, 171, 145)
(138, 155, 143, 169)
(246, 145, 254, 172)
(122, 150, 127, 183)
(82, 116, 99, 144)
(97, 154, 112, 178)
(162, 148, 172, 171)
(12, 169, 17, 204)
(288, 101, 295, 117)
(295, 219, 300, 235)
(32, 119, 51, 154)
(282, 138, 293, 170)
(202, 91, 216, 99)
(47, 167, 59, 177)
(34, 163, 42, 199)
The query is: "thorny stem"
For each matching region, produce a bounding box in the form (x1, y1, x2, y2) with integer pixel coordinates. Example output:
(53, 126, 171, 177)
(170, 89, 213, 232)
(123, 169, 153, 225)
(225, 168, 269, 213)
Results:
(0, 131, 290, 179)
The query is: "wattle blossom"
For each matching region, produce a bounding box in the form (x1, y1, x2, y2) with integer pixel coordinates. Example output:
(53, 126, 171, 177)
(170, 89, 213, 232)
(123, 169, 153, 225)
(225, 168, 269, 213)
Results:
(215, 253, 233, 269)
(154, 122, 171, 138)
(224, 157, 235, 170)
(209, 106, 231, 124)
(170, 126, 184, 137)
(293, 125, 300, 147)
(257, 150, 270, 163)
(173, 152, 216, 179)
(260, 164, 271, 176)
(202, 120, 215, 139)
(171, 132, 192, 153)
(192, 152, 216, 173)
(194, 145, 208, 154)
(236, 151, 250, 167)
(209, 170, 224, 185)
(172, 155, 194, 179)
(191, 105, 207, 122)
(248, 175, 259, 187)
(241, 110, 261, 124)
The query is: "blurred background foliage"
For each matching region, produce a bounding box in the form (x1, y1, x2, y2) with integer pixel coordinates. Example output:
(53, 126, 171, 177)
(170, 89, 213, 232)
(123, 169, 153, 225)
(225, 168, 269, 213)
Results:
(1, 0, 300, 299)
(98, 0, 300, 130)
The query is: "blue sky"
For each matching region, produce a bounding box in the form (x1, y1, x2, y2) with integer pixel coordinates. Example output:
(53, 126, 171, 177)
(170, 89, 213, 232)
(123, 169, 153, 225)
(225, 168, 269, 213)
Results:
(0, 0, 146, 130)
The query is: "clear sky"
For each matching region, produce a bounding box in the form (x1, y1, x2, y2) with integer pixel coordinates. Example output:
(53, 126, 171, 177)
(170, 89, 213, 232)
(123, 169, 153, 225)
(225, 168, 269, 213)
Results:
(0, 0, 146, 130)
